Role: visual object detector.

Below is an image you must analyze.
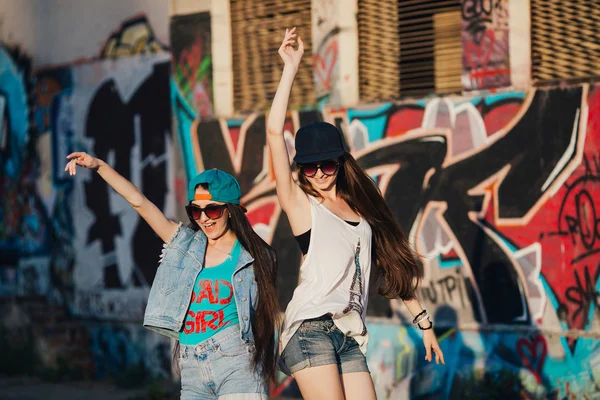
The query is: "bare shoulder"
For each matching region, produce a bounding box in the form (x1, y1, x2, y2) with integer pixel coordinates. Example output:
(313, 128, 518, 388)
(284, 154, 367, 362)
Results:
(284, 189, 312, 235)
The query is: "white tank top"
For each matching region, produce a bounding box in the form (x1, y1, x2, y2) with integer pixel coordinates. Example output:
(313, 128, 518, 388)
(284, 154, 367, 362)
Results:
(279, 196, 373, 355)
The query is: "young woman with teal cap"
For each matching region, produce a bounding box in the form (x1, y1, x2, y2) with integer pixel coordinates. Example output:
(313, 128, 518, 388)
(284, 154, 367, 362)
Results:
(265, 28, 445, 400)
(65, 153, 278, 400)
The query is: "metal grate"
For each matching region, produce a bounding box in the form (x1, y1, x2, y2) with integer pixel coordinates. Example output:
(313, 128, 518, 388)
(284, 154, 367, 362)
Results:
(230, 0, 314, 112)
(358, 0, 462, 101)
(531, 0, 600, 84)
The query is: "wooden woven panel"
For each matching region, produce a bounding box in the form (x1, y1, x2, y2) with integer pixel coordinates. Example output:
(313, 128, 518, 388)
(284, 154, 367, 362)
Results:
(358, 0, 401, 102)
(532, 0, 600, 83)
(230, 0, 314, 112)
(434, 10, 462, 94)
(398, 0, 461, 97)
(358, 0, 461, 101)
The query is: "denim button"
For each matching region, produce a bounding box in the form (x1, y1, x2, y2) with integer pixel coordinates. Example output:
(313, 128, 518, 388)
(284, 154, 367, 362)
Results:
(237, 277, 242, 282)
(242, 297, 247, 302)
(243, 316, 249, 321)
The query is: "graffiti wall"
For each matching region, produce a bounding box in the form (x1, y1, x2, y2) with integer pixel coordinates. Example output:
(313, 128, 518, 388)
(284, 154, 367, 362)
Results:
(0, 44, 46, 295)
(176, 84, 600, 398)
(312, 0, 339, 104)
(0, 16, 174, 381)
(461, 0, 511, 91)
(170, 12, 213, 119)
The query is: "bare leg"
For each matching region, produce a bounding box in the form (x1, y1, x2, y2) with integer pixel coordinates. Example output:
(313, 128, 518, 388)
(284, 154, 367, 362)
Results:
(293, 364, 345, 400)
(341, 372, 377, 400)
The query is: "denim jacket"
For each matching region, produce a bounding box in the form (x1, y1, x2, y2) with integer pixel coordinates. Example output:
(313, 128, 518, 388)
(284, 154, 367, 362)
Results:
(143, 223, 259, 345)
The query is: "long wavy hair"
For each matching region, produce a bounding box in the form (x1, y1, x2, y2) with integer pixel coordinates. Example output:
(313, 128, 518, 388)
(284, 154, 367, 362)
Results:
(297, 152, 421, 300)
(172, 189, 280, 383)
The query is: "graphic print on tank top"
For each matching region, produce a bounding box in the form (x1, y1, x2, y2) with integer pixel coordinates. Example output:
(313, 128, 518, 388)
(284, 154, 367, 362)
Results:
(343, 237, 367, 335)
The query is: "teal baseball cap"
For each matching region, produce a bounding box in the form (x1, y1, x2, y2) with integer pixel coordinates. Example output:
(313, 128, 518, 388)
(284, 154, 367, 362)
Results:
(187, 169, 244, 209)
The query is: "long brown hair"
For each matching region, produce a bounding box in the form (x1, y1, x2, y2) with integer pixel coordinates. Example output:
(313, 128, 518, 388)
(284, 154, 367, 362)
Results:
(297, 152, 421, 300)
(172, 194, 280, 383)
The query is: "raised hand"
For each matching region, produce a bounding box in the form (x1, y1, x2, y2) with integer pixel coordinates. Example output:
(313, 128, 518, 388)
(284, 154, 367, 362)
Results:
(64, 152, 100, 176)
(278, 27, 304, 70)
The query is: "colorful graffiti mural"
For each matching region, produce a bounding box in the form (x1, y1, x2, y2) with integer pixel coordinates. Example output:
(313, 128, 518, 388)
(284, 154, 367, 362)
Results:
(1, 15, 175, 381)
(0, 44, 51, 298)
(175, 84, 599, 398)
(461, 0, 511, 91)
(170, 12, 213, 119)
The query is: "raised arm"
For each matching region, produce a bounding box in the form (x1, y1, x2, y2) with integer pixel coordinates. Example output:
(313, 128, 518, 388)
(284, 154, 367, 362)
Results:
(65, 152, 178, 242)
(266, 28, 308, 217)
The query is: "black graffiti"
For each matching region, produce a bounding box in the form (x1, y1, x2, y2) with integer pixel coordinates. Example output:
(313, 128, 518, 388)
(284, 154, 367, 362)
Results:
(359, 89, 583, 324)
(461, 0, 494, 22)
(85, 61, 171, 288)
(194, 87, 583, 322)
(461, 0, 503, 43)
(549, 155, 600, 264)
(564, 264, 600, 327)
(420, 270, 469, 308)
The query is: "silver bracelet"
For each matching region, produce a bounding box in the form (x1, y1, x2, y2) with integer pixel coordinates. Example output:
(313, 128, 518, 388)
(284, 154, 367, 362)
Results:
(415, 312, 430, 326)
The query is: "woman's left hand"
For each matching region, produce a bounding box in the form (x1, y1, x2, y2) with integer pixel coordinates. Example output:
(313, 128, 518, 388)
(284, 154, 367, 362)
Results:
(423, 329, 445, 364)
(278, 27, 304, 70)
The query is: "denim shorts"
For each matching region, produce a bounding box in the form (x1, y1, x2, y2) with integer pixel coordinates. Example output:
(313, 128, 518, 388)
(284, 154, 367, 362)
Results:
(179, 325, 267, 399)
(280, 315, 370, 376)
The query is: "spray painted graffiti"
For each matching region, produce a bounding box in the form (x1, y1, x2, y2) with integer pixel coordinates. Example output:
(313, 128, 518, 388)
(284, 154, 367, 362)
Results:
(178, 84, 599, 397)
(170, 12, 213, 119)
(88, 323, 171, 379)
(0, 45, 51, 297)
(43, 52, 174, 320)
(312, 0, 339, 104)
(1, 15, 175, 381)
(100, 15, 168, 58)
(461, 0, 511, 91)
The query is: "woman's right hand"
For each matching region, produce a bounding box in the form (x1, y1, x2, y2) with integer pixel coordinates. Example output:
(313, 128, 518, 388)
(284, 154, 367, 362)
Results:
(65, 152, 101, 175)
(278, 27, 304, 70)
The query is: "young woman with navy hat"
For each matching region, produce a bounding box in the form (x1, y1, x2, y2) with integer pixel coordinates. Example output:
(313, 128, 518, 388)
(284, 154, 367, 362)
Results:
(65, 154, 278, 400)
(266, 28, 445, 400)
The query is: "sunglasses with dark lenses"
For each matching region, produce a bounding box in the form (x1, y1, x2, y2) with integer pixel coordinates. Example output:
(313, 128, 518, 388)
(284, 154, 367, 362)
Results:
(185, 204, 227, 221)
(299, 160, 340, 177)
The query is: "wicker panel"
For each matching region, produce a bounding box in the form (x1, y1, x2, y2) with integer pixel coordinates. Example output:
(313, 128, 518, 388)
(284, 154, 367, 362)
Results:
(358, 0, 401, 102)
(230, 0, 314, 112)
(531, 0, 600, 84)
(398, 0, 461, 97)
(434, 10, 462, 94)
(358, 0, 461, 101)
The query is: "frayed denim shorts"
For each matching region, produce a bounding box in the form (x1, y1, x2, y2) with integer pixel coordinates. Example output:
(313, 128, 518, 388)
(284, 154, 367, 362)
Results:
(280, 315, 370, 376)
(179, 325, 267, 400)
